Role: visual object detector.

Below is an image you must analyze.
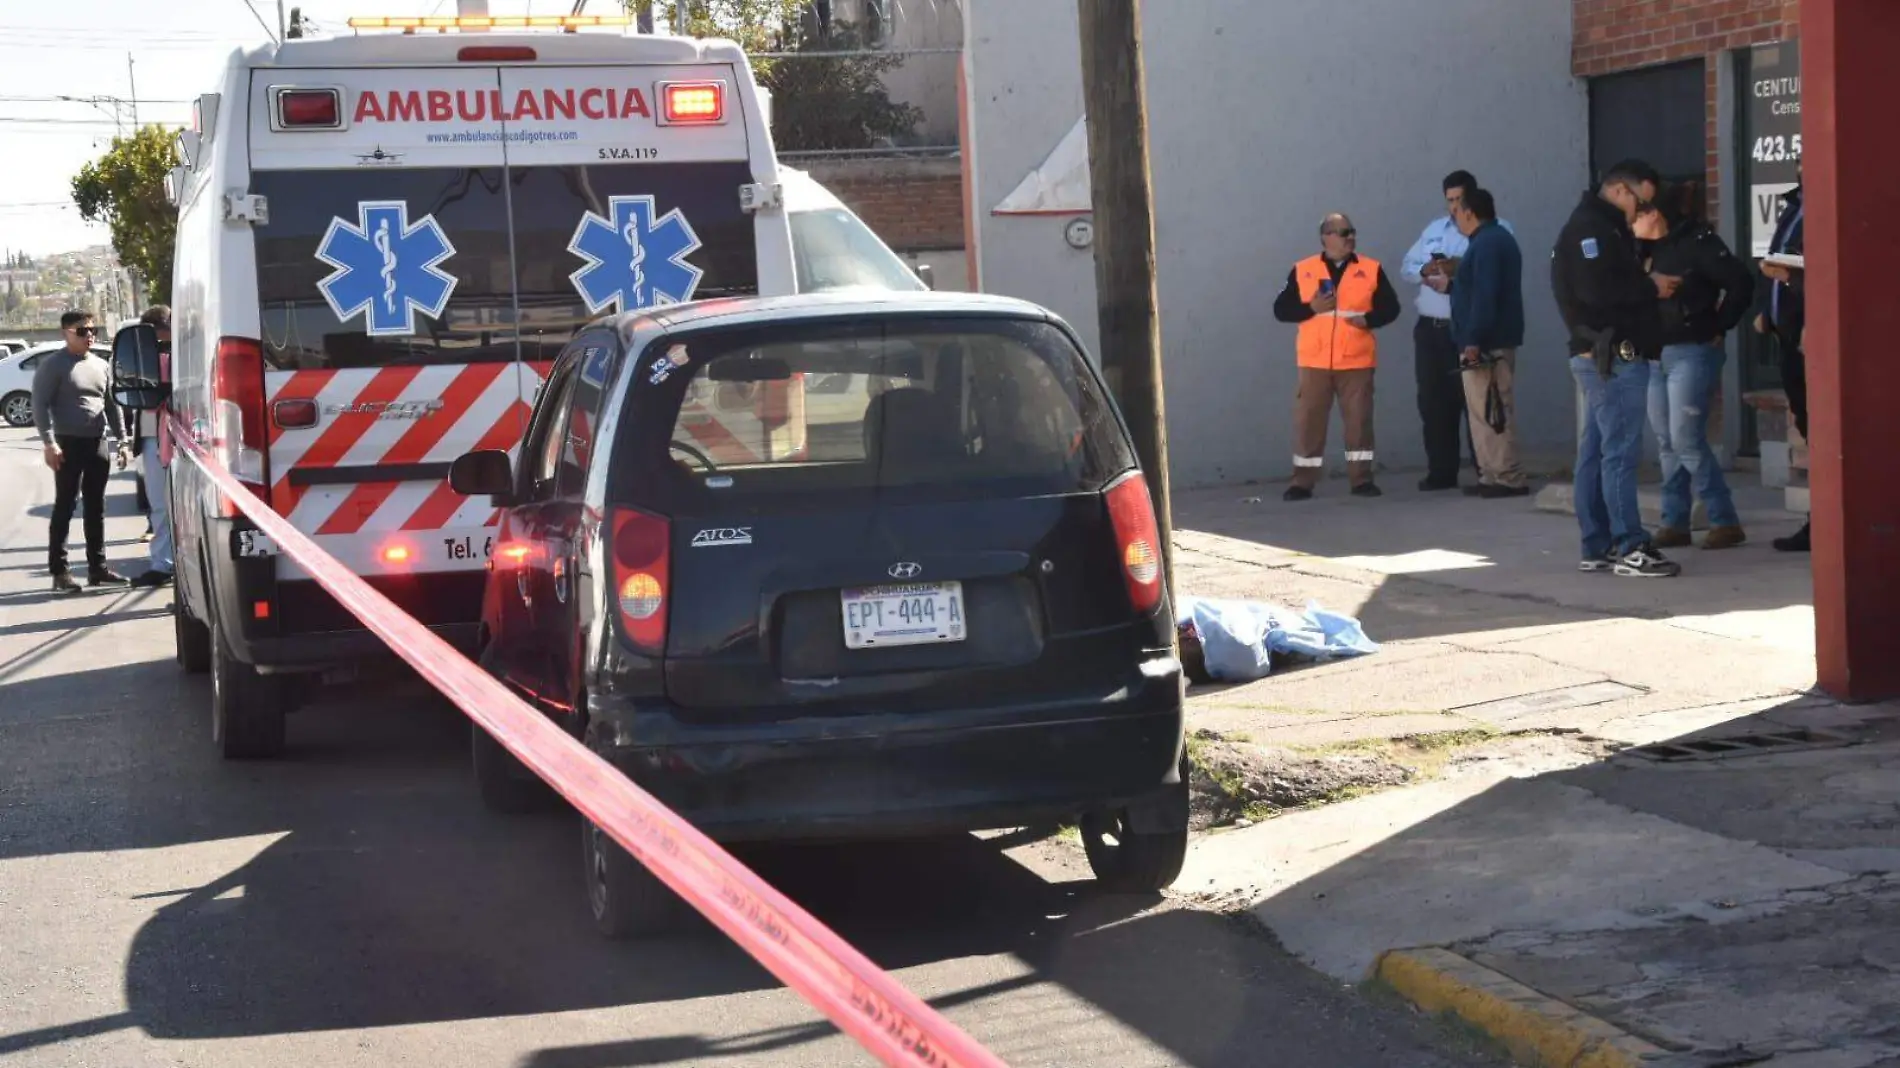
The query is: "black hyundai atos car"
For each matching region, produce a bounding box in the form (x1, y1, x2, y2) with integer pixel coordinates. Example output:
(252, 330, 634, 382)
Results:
(451, 292, 1187, 936)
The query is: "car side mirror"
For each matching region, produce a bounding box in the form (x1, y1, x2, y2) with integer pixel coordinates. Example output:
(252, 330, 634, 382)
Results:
(915, 262, 936, 290)
(111, 324, 170, 411)
(450, 449, 516, 505)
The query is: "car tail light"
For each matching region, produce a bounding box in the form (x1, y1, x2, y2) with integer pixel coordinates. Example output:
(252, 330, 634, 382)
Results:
(612, 509, 670, 653)
(275, 88, 342, 130)
(1105, 472, 1164, 615)
(659, 81, 726, 125)
(212, 337, 271, 518)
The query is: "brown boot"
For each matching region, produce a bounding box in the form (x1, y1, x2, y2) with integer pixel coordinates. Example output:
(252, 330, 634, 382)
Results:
(1702, 525, 1747, 550)
(1653, 526, 1691, 549)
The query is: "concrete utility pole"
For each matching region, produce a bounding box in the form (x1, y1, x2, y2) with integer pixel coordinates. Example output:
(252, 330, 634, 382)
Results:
(126, 55, 137, 127)
(1076, 0, 1173, 594)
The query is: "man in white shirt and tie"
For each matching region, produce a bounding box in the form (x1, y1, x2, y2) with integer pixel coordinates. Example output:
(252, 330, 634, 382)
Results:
(1401, 170, 1514, 491)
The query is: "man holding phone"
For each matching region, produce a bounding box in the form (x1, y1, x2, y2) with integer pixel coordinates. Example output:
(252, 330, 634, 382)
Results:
(1272, 212, 1402, 500)
(31, 309, 130, 593)
(1401, 171, 1517, 492)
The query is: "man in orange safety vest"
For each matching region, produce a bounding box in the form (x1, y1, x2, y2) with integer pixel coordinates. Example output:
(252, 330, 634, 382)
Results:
(1271, 212, 1401, 500)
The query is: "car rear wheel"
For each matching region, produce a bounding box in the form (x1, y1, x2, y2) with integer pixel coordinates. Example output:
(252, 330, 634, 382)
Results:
(582, 818, 677, 939)
(471, 721, 554, 814)
(174, 599, 211, 674)
(1, 391, 32, 428)
(1081, 801, 1189, 893)
(210, 624, 286, 759)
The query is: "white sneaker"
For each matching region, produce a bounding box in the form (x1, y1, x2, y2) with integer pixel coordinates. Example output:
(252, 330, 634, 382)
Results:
(1578, 555, 1615, 573)
(1614, 545, 1682, 578)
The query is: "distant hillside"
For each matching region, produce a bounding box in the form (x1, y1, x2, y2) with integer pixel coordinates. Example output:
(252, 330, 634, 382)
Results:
(0, 246, 139, 329)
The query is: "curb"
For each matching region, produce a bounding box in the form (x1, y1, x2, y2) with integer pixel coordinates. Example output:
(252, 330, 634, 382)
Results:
(1376, 948, 1666, 1068)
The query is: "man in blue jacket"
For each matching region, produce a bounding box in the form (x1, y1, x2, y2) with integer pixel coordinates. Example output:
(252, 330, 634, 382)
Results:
(1450, 188, 1528, 497)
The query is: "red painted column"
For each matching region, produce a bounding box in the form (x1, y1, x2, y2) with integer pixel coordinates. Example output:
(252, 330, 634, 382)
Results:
(1805, 0, 1900, 700)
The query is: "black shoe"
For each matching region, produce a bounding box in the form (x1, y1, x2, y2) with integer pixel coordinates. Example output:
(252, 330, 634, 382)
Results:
(1773, 522, 1811, 553)
(1478, 484, 1532, 499)
(1462, 485, 1486, 497)
(1282, 486, 1314, 502)
(87, 568, 131, 588)
(131, 569, 174, 589)
(1614, 544, 1682, 578)
(1578, 555, 1615, 573)
(51, 572, 82, 594)
(1350, 482, 1383, 498)
(1418, 477, 1458, 492)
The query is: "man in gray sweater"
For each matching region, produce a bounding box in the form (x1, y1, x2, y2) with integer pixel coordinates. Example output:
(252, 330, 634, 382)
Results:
(33, 309, 130, 593)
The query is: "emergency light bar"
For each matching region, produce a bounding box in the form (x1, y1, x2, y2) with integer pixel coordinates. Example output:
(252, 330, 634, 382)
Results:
(348, 13, 631, 33)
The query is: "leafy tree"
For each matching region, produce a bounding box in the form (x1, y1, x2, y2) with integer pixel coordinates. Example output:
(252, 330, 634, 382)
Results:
(760, 18, 920, 152)
(632, 1, 921, 152)
(71, 124, 179, 304)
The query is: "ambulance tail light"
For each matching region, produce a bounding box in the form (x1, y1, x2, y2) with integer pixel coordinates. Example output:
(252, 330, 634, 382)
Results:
(458, 46, 538, 62)
(612, 509, 670, 655)
(273, 88, 343, 131)
(659, 81, 726, 125)
(212, 337, 271, 518)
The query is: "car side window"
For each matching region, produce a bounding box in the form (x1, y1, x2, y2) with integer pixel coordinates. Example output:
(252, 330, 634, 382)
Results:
(20, 354, 39, 371)
(521, 366, 578, 503)
(556, 331, 617, 499)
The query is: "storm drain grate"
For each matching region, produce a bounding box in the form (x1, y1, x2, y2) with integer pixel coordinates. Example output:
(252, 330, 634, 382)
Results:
(1620, 727, 1858, 763)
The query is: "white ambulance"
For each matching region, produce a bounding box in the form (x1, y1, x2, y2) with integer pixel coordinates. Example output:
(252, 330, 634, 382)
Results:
(162, 13, 923, 758)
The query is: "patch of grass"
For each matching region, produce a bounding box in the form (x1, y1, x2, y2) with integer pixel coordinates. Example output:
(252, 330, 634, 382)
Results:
(1053, 823, 1081, 844)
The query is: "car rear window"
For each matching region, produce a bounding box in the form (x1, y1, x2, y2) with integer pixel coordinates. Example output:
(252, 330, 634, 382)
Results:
(610, 316, 1134, 510)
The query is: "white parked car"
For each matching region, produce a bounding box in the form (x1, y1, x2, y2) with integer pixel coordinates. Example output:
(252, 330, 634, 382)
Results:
(1, 342, 112, 428)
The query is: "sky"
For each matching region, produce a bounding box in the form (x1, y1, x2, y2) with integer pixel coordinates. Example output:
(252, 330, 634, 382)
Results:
(0, 0, 573, 257)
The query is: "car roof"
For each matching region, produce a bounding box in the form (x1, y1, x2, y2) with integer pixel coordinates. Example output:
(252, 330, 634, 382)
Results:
(611, 291, 1059, 337)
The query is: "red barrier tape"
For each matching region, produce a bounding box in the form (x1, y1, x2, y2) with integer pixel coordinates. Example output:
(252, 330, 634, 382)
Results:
(170, 415, 1008, 1068)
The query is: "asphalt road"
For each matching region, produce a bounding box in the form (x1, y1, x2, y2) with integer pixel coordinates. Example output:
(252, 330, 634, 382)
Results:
(0, 425, 1494, 1068)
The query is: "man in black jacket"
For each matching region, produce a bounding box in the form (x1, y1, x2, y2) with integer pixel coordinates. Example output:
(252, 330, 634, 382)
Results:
(1641, 181, 1754, 552)
(1755, 180, 1808, 552)
(1551, 159, 1681, 578)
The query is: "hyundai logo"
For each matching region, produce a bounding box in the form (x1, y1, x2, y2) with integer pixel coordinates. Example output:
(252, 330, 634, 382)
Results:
(888, 562, 922, 579)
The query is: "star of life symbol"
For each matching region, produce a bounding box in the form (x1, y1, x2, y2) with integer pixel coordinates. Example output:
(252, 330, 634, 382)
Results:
(567, 195, 704, 314)
(316, 200, 458, 337)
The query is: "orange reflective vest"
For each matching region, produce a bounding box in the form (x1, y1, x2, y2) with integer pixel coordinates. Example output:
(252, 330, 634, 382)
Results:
(1294, 254, 1381, 370)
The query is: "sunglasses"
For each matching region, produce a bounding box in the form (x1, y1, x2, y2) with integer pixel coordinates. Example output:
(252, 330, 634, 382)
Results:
(1325, 228, 1357, 239)
(70, 326, 98, 336)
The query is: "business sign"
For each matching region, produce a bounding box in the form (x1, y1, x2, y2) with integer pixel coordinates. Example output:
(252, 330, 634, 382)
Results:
(1745, 42, 1802, 257)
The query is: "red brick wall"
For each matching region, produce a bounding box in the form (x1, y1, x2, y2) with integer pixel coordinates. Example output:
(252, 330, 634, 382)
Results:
(1573, 0, 1802, 221)
(800, 158, 966, 253)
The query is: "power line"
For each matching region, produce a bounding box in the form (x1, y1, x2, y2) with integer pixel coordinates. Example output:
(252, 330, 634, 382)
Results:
(240, 0, 280, 43)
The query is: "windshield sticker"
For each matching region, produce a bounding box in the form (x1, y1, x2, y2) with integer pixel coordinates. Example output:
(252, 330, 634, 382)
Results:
(316, 200, 458, 337)
(580, 345, 611, 387)
(567, 195, 704, 315)
(647, 344, 691, 385)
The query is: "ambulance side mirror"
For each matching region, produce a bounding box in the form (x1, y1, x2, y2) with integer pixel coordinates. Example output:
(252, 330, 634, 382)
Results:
(111, 324, 170, 411)
(451, 449, 517, 507)
(915, 263, 935, 290)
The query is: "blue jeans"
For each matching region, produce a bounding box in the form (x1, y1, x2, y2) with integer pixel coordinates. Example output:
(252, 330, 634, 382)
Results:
(1571, 355, 1651, 559)
(1648, 343, 1740, 530)
(142, 437, 174, 573)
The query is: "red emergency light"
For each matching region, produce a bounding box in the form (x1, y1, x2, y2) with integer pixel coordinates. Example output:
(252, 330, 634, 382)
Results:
(275, 88, 343, 130)
(658, 81, 726, 125)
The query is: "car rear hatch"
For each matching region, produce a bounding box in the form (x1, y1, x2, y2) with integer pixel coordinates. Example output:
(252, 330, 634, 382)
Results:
(609, 313, 1165, 723)
(241, 38, 765, 628)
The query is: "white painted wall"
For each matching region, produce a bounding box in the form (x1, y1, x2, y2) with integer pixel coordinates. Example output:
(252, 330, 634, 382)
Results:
(965, 0, 1589, 487)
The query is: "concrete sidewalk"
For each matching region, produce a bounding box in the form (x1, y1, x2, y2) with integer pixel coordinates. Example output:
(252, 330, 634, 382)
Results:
(1168, 476, 1900, 1066)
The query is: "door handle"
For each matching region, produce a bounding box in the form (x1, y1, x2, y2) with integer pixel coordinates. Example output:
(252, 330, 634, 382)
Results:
(552, 555, 570, 605)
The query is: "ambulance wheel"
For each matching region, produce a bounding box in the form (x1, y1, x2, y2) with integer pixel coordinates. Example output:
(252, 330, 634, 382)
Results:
(583, 818, 677, 939)
(472, 721, 553, 814)
(210, 625, 285, 760)
(174, 599, 211, 675)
